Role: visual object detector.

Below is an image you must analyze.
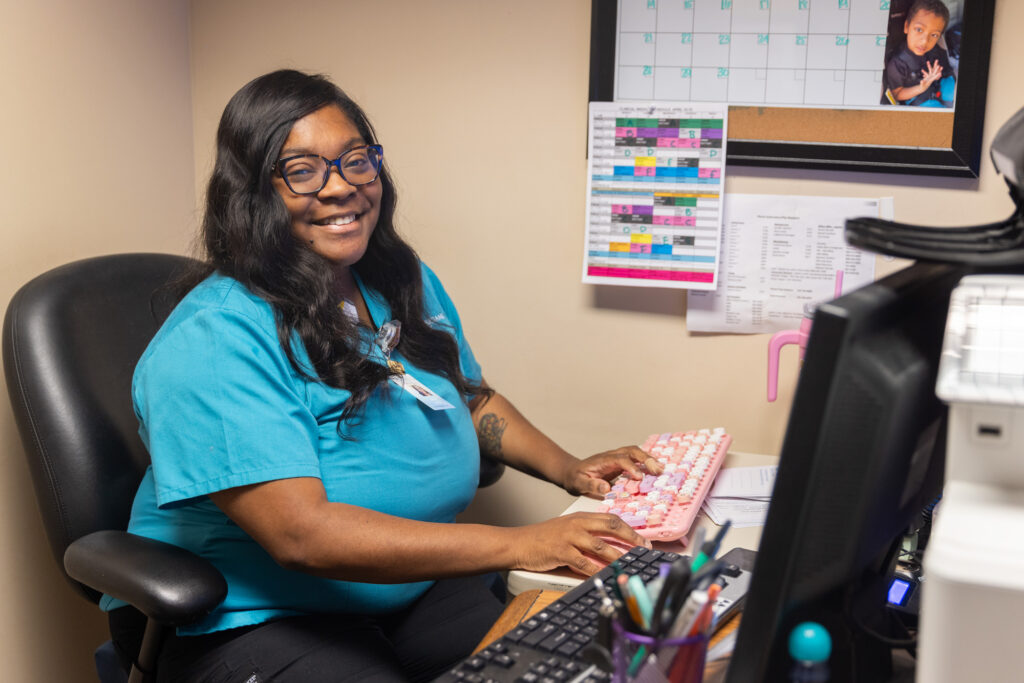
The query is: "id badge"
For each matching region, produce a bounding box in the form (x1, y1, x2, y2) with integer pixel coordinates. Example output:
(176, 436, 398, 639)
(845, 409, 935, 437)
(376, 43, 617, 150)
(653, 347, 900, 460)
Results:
(389, 373, 456, 411)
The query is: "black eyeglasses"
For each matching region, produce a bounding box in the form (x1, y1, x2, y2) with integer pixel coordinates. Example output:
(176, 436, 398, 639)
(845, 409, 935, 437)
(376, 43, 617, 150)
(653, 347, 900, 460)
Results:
(274, 144, 383, 195)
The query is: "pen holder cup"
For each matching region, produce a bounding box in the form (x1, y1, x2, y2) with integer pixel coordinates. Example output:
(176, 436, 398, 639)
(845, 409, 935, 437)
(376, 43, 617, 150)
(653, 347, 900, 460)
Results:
(611, 621, 708, 683)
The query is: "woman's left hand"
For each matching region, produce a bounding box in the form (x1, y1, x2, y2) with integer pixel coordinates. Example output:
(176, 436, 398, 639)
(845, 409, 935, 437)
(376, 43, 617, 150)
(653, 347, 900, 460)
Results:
(561, 446, 663, 499)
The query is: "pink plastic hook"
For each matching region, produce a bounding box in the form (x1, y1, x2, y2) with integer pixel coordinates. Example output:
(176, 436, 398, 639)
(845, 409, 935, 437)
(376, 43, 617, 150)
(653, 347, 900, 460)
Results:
(766, 271, 843, 402)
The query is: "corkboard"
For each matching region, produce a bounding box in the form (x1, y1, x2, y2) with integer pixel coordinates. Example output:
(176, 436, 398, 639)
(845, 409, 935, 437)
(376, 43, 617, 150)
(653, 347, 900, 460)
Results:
(728, 107, 955, 149)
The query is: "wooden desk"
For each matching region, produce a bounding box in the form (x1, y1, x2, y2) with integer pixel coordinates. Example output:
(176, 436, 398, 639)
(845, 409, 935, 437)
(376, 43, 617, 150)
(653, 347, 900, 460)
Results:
(472, 589, 561, 654)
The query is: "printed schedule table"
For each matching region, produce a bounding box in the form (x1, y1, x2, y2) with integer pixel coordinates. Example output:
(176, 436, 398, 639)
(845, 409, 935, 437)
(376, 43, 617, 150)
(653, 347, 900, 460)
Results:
(616, 0, 893, 108)
(583, 101, 727, 290)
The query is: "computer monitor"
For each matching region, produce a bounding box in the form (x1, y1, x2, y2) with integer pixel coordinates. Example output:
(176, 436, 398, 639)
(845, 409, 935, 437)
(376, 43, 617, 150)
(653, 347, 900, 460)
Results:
(726, 261, 969, 683)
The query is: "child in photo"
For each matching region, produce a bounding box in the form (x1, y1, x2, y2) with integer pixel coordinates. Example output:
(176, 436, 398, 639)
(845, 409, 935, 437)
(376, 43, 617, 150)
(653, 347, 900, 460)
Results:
(882, 0, 955, 107)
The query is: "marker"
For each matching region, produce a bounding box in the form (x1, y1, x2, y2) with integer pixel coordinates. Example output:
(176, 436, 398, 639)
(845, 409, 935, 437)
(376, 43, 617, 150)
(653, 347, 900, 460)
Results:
(627, 574, 653, 630)
(623, 571, 662, 675)
(691, 519, 731, 572)
(662, 581, 725, 680)
(688, 582, 723, 636)
(643, 561, 673, 608)
(688, 559, 725, 594)
(650, 558, 692, 636)
(658, 590, 709, 675)
(618, 575, 648, 631)
(691, 526, 706, 553)
(668, 589, 708, 640)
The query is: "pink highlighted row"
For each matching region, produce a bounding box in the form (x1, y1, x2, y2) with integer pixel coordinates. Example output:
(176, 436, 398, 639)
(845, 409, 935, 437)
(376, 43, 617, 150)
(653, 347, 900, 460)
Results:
(587, 266, 714, 283)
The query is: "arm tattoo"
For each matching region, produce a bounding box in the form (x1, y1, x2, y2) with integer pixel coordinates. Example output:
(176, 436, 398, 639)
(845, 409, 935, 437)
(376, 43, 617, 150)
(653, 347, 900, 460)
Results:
(478, 413, 508, 459)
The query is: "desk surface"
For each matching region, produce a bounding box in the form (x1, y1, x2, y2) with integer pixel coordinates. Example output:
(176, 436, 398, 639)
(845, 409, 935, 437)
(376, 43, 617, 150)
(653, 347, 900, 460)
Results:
(508, 450, 777, 595)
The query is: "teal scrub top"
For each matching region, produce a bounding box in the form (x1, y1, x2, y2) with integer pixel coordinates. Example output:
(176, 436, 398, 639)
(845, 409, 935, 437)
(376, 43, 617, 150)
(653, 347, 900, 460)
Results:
(99, 263, 483, 635)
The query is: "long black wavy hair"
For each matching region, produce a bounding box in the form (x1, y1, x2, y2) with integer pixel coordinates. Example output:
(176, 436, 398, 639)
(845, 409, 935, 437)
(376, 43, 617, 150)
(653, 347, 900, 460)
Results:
(189, 69, 488, 430)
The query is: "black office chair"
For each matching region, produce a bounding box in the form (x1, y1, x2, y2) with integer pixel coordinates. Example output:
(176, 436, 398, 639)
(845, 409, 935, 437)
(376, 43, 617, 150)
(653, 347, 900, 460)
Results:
(3, 253, 227, 683)
(3, 253, 505, 683)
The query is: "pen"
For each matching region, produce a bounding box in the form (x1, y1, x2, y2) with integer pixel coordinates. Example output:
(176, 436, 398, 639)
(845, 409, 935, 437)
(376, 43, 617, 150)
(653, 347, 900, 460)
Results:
(665, 582, 725, 681)
(628, 557, 692, 677)
(687, 559, 725, 594)
(624, 569, 669, 675)
(627, 574, 654, 630)
(668, 588, 708, 640)
(688, 582, 722, 637)
(643, 562, 673, 610)
(691, 526, 706, 553)
(691, 519, 731, 572)
(657, 589, 709, 675)
(666, 591, 717, 681)
(650, 557, 691, 637)
(618, 575, 649, 632)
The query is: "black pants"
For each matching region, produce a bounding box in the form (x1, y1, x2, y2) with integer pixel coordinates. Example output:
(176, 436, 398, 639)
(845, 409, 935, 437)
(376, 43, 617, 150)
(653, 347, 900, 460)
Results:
(109, 575, 506, 683)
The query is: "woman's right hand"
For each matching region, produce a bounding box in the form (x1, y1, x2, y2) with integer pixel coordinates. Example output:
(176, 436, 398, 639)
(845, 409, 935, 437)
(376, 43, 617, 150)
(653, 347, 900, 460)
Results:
(507, 512, 651, 577)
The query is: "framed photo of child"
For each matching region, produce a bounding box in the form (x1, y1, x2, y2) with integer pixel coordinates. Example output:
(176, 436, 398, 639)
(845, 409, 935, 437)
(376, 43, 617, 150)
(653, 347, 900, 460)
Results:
(881, 0, 962, 108)
(589, 0, 995, 177)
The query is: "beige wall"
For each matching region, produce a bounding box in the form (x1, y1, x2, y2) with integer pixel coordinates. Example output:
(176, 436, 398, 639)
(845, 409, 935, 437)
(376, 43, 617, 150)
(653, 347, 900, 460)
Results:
(1, 0, 1022, 679)
(0, 0, 194, 680)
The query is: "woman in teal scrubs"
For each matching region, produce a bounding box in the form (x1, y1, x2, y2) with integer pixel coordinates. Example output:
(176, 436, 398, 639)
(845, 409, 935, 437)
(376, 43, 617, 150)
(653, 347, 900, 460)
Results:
(104, 69, 660, 682)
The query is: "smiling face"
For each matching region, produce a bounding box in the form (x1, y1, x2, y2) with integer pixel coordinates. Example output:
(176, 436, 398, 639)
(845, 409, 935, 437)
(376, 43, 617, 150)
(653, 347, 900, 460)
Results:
(273, 105, 382, 270)
(904, 9, 947, 56)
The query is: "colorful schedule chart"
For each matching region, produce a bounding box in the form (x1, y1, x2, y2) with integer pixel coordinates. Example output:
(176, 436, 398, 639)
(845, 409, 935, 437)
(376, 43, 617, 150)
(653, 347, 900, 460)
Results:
(583, 101, 727, 290)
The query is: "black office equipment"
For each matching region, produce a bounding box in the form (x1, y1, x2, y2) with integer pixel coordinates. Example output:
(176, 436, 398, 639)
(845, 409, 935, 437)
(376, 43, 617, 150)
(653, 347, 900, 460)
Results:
(725, 262, 968, 683)
(845, 105, 1024, 265)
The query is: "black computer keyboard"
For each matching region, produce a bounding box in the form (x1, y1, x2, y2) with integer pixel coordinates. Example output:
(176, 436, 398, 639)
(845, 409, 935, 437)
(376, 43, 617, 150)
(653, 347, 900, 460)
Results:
(435, 546, 755, 683)
(435, 546, 680, 683)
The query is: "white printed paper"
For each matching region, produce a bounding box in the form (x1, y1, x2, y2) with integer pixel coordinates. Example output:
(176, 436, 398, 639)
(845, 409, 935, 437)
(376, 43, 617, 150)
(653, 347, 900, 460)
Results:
(702, 465, 778, 528)
(686, 194, 888, 333)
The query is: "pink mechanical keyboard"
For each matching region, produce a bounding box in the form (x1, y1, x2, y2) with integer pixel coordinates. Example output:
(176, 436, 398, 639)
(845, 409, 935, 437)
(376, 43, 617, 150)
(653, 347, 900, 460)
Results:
(599, 428, 731, 542)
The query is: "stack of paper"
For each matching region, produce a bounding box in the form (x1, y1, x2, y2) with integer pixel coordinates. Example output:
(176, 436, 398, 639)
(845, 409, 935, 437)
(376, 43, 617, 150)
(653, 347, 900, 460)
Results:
(701, 465, 777, 528)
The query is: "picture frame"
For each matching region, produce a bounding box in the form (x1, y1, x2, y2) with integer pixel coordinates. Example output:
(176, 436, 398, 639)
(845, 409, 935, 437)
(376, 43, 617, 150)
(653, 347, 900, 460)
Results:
(589, 0, 996, 178)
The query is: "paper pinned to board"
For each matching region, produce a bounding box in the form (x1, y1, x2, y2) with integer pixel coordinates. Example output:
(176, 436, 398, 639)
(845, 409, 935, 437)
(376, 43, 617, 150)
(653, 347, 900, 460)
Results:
(583, 100, 728, 291)
(687, 194, 892, 334)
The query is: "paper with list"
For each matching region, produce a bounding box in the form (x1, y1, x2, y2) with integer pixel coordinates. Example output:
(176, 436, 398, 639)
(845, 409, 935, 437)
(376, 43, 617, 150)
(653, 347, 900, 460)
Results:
(702, 465, 778, 528)
(686, 194, 890, 334)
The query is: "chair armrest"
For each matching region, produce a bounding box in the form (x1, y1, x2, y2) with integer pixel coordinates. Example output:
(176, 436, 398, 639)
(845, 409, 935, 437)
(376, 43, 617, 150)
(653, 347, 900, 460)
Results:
(64, 530, 227, 626)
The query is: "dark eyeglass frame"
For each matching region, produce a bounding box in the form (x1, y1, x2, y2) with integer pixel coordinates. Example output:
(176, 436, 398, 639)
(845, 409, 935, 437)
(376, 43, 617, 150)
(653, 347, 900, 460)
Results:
(273, 144, 384, 195)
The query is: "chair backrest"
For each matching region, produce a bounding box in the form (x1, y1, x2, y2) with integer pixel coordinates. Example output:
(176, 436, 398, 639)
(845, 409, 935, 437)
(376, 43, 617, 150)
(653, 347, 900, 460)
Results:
(3, 253, 194, 602)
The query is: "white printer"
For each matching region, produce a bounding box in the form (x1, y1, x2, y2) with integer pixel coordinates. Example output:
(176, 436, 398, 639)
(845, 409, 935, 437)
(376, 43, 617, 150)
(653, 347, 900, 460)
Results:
(918, 274, 1024, 682)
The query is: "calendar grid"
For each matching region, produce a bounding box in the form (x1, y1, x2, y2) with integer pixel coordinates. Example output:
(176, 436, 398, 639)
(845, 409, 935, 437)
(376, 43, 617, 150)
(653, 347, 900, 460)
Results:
(616, 0, 892, 108)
